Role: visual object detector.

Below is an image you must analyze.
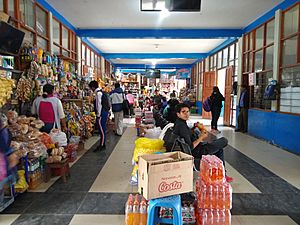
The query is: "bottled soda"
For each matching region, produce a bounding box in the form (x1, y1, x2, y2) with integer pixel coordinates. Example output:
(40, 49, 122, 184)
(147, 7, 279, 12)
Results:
(224, 183, 232, 210)
(132, 194, 140, 225)
(125, 194, 134, 225)
(224, 209, 231, 225)
(139, 197, 147, 225)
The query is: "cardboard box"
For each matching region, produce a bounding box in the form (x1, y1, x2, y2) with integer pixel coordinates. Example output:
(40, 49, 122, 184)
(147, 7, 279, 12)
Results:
(138, 151, 194, 200)
(0, 11, 10, 23)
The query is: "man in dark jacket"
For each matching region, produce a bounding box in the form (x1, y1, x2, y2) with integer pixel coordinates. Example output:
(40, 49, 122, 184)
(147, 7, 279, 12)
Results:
(110, 83, 124, 136)
(236, 85, 249, 133)
(210, 86, 225, 133)
(173, 103, 233, 182)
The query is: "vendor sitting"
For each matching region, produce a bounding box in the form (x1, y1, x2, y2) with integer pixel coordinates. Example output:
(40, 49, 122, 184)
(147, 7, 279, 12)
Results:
(173, 103, 233, 183)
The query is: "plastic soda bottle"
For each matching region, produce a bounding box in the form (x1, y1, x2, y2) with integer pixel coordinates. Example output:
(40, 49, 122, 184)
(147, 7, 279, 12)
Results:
(133, 194, 140, 225)
(225, 209, 231, 225)
(125, 194, 134, 225)
(218, 185, 225, 209)
(139, 197, 147, 225)
(225, 183, 232, 210)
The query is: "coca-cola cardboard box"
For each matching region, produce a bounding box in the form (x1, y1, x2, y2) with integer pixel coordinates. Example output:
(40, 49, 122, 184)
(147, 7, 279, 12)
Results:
(138, 151, 194, 200)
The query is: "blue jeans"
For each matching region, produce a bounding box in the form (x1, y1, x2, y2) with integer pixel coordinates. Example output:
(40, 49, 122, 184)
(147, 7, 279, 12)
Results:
(97, 111, 109, 147)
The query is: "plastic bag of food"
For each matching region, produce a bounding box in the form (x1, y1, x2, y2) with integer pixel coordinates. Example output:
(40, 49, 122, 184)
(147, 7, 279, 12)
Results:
(144, 127, 162, 139)
(50, 129, 67, 147)
(132, 138, 165, 163)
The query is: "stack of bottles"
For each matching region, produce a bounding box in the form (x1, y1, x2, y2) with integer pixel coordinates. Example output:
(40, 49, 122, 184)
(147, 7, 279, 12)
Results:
(125, 194, 148, 225)
(143, 111, 154, 124)
(195, 155, 232, 225)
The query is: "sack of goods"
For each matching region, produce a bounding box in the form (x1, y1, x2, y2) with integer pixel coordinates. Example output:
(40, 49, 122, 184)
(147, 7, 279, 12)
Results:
(50, 129, 68, 147)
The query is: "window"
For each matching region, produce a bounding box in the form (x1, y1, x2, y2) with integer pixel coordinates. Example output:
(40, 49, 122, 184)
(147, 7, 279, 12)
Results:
(242, 18, 275, 110)
(280, 3, 300, 114)
(223, 47, 228, 67)
(0, 0, 4, 11)
(252, 72, 273, 110)
(20, 0, 34, 28)
(36, 6, 47, 36)
(52, 19, 60, 44)
(8, 0, 14, 17)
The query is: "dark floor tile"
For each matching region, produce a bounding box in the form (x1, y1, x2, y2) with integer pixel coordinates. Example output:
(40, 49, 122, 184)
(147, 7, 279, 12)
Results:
(231, 193, 284, 215)
(275, 193, 300, 214)
(2, 193, 43, 214)
(77, 192, 129, 214)
(288, 214, 300, 225)
(11, 214, 73, 225)
(23, 192, 86, 214)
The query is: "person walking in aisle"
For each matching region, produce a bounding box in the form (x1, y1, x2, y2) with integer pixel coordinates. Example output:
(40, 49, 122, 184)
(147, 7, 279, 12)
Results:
(235, 85, 249, 133)
(89, 81, 110, 151)
(110, 83, 125, 136)
(32, 84, 67, 133)
(210, 86, 225, 134)
(126, 91, 135, 117)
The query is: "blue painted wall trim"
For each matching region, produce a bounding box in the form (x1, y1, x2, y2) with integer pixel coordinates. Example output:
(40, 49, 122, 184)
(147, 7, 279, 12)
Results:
(103, 53, 207, 59)
(207, 38, 238, 56)
(243, 0, 299, 33)
(248, 109, 300, 155)
(114, 64, 191, 69)
(36, 0, 76, 32)
(77, 29, 243, 39)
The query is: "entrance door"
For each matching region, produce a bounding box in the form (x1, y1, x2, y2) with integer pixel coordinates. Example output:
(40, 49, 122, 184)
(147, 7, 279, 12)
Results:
(223, 67, 233, 126)
(202, 71, 217, 119)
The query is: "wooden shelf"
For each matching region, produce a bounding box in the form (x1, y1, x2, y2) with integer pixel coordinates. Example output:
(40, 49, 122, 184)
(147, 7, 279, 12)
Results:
(0, 51, 18, 57)
(57, 55, 79, 63)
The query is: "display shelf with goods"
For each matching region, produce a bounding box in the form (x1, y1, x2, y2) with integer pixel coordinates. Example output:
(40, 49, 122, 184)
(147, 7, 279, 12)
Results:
(0, 175, 14, 213)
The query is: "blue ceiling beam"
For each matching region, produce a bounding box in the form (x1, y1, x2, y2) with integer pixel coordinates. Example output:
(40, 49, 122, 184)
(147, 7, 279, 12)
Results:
(243, 0, 299, 33)
(207, 37, 238, 57)
(103, 53, 207, 59)
(114, 64, 191, 69)
(78, 29, 243, 39)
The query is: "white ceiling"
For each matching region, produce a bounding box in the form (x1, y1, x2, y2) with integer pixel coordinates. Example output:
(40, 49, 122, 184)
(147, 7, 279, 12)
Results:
(88, 38, 226, 53)
(47, 0, 283, 29)
(46, 0, 284, 67)
(111, 58, 197, 65)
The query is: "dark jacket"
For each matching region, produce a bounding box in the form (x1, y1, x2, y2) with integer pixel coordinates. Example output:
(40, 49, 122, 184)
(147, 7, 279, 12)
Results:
(210, 92, 225, 109)
(239, 89, 249, 109)
(173, 118, 194, 150)
(110, 87, 124, 112)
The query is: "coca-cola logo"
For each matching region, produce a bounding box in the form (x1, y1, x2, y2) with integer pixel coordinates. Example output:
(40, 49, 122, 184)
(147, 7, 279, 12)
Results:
(158, 181, 183, 193)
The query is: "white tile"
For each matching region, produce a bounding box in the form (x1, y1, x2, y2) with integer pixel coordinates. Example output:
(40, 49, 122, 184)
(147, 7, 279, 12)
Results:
(232, 215, 297, 225)
(0, 214, 20, 225)
(90, 128, 138, 193)
(225, 162, 261, 193)
(219, 127, 300, 190)
(69, 214, 124, 225)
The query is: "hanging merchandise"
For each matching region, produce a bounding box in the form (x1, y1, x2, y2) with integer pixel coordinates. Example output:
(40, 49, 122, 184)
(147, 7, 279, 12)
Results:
(16, 75, 32, 102)
(0, 77, 15, 107)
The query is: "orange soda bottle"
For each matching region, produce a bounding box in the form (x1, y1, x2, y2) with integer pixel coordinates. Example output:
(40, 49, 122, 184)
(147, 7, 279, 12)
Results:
(125, 194, 134, 225)
(139, 197, 147, 225)
(133, 194, 140, 225)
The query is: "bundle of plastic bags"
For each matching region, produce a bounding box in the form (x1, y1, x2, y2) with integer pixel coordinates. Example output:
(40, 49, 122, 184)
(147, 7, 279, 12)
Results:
(130, 138, 165, 185)
(50, 129, 67, 147)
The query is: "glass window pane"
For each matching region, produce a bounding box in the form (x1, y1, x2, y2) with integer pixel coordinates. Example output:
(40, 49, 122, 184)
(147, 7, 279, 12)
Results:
(266, 20, 274, 45)
(254, 50, 263, 72)
(36, 7, 47, 36)
(243, 53, 248, 72)
(82, 45, 86, 60)
(91, 52, 94, 67)
(20, 0, 34, 28)
(0, 0, 3, 11)
(53, 19, 60, 44)
(244, 35, 249, 51)
(37, 36, 48, 50)
(229, 44, 235, 61)
(283, 5, 299, 37)
(282, 36, 298, 66)
(20, 28, 34, 46)
(217, 51, 222, 68)
(265, 45, 274, 70)
(280, 65, 300, 113)
(8, 0, 14, 17)
(87, 48, 90, 66)
(223, 48, 228, 67)
(255, 26, 264, 49)
(214, 54, 217, 68)
(53, 44, 60, 55)
(253, 72, 273, 109)
(249, 52, 253, 72)
(62, 49, 69, 57)
(249, 32, 253, 50)
(62, 26, 69, 49)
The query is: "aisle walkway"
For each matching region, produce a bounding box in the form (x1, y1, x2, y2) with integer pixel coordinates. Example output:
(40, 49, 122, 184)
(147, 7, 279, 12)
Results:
(0, 118, 300, 225)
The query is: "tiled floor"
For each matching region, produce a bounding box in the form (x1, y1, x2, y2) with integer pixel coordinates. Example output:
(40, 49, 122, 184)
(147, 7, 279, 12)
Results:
(1, 116, 300, 225)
